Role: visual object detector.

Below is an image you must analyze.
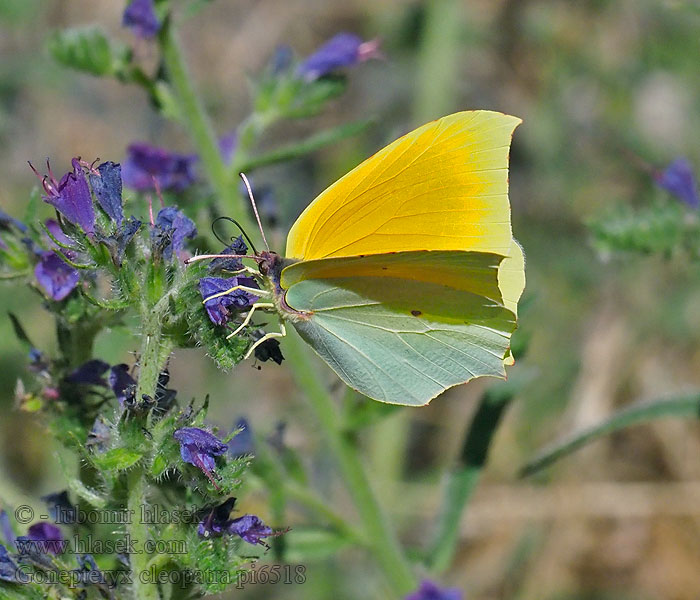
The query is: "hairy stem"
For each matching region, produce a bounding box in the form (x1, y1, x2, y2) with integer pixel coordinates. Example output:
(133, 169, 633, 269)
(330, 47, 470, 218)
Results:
(127, 466, 159, 600)
(284, 330, 417, 596)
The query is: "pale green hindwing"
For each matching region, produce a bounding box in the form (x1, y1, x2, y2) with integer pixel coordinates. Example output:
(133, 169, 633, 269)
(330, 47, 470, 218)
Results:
(280, 251, 517, 406)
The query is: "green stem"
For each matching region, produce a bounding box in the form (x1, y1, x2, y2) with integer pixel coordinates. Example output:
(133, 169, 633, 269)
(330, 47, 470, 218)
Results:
(160, 22, 259, 243)
(126, 306, 172, 599)
(284, 330, 417, 596)
(127, 466, 159, 600)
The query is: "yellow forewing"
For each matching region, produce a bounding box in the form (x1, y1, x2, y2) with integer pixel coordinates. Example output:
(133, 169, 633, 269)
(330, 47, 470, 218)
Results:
(285, 110, 521, 260)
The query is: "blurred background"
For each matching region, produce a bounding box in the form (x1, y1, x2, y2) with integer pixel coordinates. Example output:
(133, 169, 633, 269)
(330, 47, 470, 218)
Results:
(2, 0, 700, 598)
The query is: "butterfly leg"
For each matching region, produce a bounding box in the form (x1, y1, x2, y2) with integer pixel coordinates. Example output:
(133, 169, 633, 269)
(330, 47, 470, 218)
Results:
(244, 323, 287, 360)
(203, 285, 271, 304)
(226, 302, 275, 339)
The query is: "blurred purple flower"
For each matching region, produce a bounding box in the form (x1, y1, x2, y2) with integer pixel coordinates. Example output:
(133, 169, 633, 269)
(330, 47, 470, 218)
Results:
(199, 276, 259, 326)
(109, 364, 137, 406)
(197, 497, 237, 538)
(228, 514, 274, 546)
(174, 427, 228, 488)
(44, 219, 76, 253)
(0, 208, 27, 233)
(0, 545, 19, 583)
(297, 33, 381, 81)
(228, 417, 254, 457)
(405, 580, 462, 600)
(123, 0, 160, 39)
(269, 44, 293, 75)
(34, 251, 79, 301)
(152, 206, 197, 260)
(655, 158, 699, 209)
(31, 159, 95, 235)
(122, 143, 197, 192)
(64, 359, 110, 386)
(89, 161, 124, 225)
(219, 131, 238, 166)
(0, 511, 14, 549)
(26, 522, 65, 555)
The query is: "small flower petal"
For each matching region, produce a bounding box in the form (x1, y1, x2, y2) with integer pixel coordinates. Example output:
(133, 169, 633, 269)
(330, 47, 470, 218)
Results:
(34, 251, 79, 301)
(89, 161, 124, 225)
(26, 522, 65, 555)
(123, 0, 161, 39)
(297, 33, 380, 81)
(404, 580, 463, 600)
(153, 206, 197, 260)
(0, 511, 14, 549)
(199, 276, 259, 326)
(109, 364, 137, 406)
(43, 159, 95, 235)
(227, 514, 273, 546)
(122, 143, 197, 192)
(0, 544, 19, 583)
(174, 427, 228, 486)
(655, 158, 699, 208)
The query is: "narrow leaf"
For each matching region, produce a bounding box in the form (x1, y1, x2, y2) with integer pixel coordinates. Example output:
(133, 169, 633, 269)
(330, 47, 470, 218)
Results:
(520, 394, 700, 477)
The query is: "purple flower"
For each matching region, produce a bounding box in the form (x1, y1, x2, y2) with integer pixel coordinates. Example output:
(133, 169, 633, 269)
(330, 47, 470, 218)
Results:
(0, 511, 14, 549)
(228, 417, 254, 457)
(405, 580, 463, 600)
(0, 544, 19, 583)
(123, 0, 160, 39)
(199, 276, 259, 326)
(32, 158, 95, 235)
(197, 497, 237, 538)
(0, 208, 27, 233)
(122, 143, 197, 192)
(89, 161, 124, 226)
(109, 364, 137, 406)
(269, 45, 293, 75)
(41, 491, 77, 525)
(34, 251, 79, 301)
(228, 515, 274, 546)
(218, 131, 238, 166)
(297, 33, 381, 82)
(655, 158, 699, 208)
(64, 359, 110, 386)
(207, 236, 248, 274)
(44, 219, 76, 253)
(152, 206, 197, 260)
(26, 522, 65, 555)
(174, 427, 228, 488)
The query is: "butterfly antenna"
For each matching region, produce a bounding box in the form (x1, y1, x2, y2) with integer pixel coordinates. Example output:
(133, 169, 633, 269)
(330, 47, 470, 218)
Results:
(211, 216, 258, 255)
(240, 172, 270, 252)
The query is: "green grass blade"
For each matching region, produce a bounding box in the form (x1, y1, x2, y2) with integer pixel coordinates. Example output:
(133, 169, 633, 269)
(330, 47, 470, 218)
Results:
(520, 394, 700, 477)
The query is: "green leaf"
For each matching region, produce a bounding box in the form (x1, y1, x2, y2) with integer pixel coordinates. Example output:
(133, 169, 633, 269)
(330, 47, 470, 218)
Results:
(48, 26, 130, 77)
(94, 448, 143, 471)
(520, 393, 700, 477)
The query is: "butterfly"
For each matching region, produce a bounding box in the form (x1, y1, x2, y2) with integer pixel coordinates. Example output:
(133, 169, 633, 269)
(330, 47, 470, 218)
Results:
(191, 111, 525, 406)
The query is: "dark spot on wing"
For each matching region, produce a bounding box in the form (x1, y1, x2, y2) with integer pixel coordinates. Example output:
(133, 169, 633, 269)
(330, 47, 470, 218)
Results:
(411, 310, 422, 317)
(381, 266, 388, 270)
